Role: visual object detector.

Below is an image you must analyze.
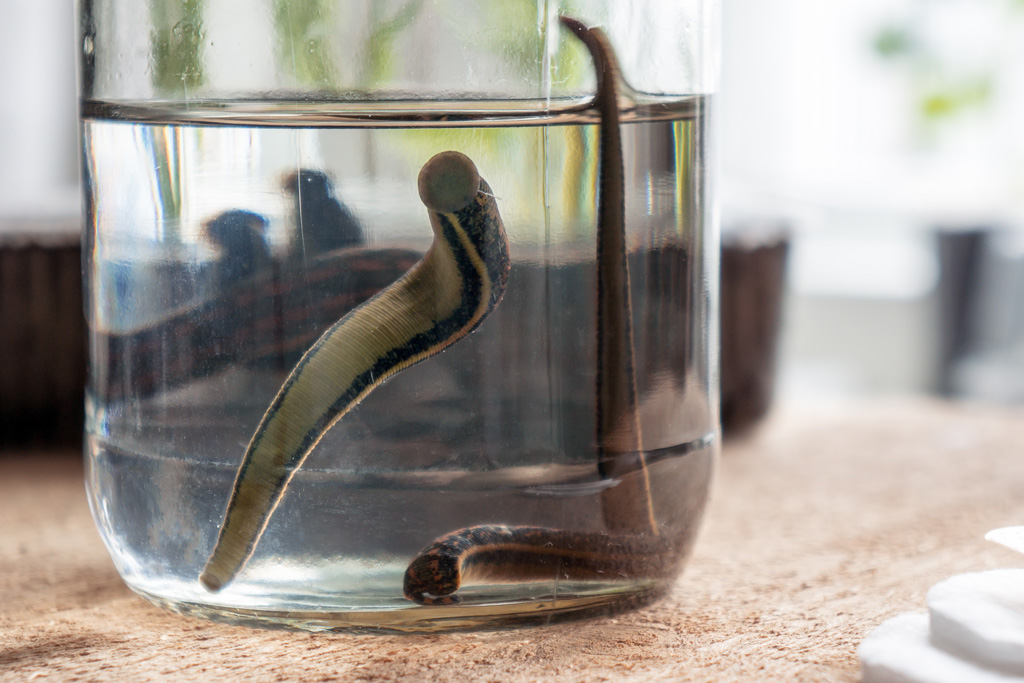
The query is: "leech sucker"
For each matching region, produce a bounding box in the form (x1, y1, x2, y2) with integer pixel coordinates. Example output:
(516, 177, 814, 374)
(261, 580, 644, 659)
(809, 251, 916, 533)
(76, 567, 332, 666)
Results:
(200, 151, 510, 592)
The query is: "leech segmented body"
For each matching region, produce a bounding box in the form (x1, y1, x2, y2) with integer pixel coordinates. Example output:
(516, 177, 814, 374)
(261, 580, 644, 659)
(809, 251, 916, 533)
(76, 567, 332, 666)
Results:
(401, 17, 669, 606)
(404, 526, 674, 606)
(200, 151, 510, 592)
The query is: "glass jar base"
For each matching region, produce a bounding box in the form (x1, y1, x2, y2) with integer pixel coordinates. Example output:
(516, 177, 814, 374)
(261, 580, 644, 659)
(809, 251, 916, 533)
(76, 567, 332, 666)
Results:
(132, 581, 672, 634)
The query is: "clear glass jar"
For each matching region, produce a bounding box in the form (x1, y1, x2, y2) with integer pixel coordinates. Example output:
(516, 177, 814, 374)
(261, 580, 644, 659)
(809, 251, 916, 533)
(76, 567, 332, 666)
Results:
(78, 0, 720, 632)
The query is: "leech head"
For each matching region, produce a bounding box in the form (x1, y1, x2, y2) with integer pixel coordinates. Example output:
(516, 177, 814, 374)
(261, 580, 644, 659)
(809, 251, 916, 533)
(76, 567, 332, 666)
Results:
(417, 151, 482, 214)
(403, 547, 463, 605)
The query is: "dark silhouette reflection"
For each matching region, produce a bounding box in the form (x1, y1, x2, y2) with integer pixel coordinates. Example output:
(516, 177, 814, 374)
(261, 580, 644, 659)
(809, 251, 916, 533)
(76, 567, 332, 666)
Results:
(91, 195, 417, 403)
(283, 169, 364, 256)
(202, 210, 272, 287)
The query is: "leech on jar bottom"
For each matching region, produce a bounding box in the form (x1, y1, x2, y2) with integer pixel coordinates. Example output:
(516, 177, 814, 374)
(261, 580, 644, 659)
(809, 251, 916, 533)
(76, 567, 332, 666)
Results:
(199, 151, 510, 593)
(403, 525, 675, 605)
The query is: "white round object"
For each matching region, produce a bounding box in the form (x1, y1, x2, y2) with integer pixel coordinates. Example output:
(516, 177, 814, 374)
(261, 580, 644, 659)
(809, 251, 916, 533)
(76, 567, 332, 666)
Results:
(986, 528, 1024, 555)
(928, 569, 1024, 676)
(860, 613, 1024, 683)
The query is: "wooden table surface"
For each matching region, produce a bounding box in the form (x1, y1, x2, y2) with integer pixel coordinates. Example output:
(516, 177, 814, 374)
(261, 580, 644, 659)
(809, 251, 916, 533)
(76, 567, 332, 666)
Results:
(3, 399, 1023, 682)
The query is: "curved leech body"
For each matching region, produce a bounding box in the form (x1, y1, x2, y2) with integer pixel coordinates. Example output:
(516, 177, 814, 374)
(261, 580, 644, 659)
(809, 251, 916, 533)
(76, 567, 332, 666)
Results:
(200, 151, 510, 592)
(403, 526, 676, 605)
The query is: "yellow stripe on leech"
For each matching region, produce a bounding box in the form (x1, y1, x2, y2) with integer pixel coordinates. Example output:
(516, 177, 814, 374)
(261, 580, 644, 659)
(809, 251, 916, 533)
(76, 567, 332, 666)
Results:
(207, 211, 493, 587)
(203, 151, 508, 593)
(206, 263, 451, 585)
(234, 212, 491, 517)
(444, 210, 493, 332)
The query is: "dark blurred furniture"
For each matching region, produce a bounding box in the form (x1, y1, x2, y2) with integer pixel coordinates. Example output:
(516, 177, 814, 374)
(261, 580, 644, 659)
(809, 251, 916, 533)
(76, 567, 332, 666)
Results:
(719, 228, 789, 436)
(934, 227, 989, 397)
(1, 220, 791, 448)
(0, 218, 85, 448)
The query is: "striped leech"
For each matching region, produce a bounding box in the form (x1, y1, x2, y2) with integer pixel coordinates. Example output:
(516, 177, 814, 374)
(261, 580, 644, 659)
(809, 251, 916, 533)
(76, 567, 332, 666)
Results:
(200, 150, 510, 592)
(402, 17, 669, 606)
(201, 16, 669, 603)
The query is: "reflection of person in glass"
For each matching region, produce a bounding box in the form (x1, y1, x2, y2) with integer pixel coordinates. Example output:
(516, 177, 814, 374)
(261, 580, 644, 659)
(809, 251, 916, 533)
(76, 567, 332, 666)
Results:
(201, 209, 272, 287)
(283, 169, 364, 257)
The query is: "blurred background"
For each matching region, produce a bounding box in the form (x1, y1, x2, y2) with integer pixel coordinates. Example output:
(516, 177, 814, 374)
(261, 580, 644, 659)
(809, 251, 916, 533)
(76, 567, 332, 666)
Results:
(2, 0, 1024, 444)
(722, 0, 1024, 403)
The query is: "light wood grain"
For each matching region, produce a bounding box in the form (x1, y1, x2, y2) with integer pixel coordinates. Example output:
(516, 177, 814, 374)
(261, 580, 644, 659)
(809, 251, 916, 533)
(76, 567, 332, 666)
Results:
(3, 399, 1023, 682)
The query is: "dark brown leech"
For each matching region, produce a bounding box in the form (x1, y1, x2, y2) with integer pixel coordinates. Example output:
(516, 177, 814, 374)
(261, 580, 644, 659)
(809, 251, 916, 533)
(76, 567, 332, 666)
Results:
(402, 17, 662, 606)
(404, 526, 673, 605)
(558, 15, 657, 535)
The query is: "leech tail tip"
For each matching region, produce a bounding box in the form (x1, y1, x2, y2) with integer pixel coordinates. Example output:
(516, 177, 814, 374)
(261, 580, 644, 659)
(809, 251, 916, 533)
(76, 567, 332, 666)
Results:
(557, 14, 586, 33)
(417, 151, 481, 213)
(199, 571, 224, 593)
